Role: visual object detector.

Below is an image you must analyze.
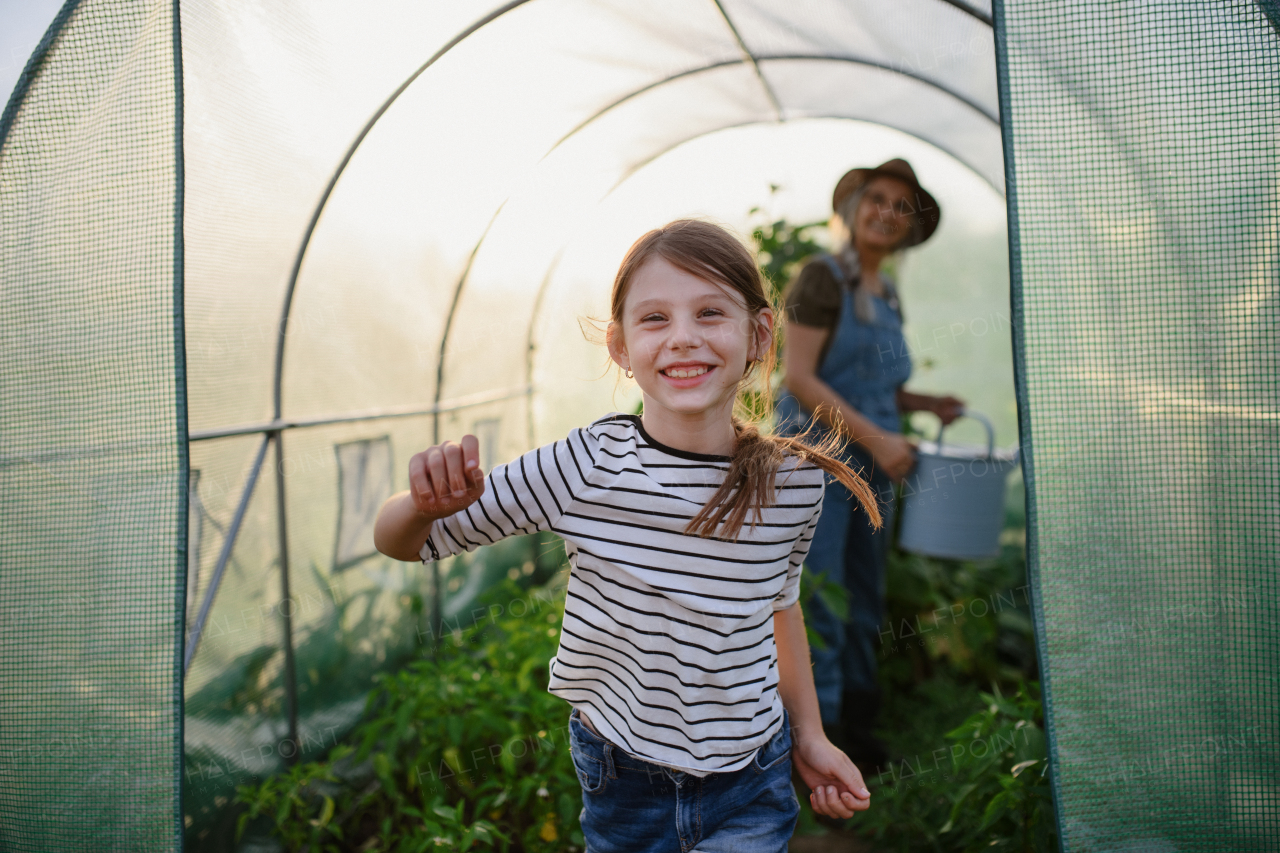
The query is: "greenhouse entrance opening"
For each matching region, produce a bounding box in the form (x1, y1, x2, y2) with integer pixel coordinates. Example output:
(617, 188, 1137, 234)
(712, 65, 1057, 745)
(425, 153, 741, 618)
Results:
(1, 0, 1276, 850)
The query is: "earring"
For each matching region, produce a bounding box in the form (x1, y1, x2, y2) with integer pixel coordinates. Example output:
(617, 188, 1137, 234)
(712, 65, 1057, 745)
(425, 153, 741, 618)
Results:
(624, 367, 633, 379)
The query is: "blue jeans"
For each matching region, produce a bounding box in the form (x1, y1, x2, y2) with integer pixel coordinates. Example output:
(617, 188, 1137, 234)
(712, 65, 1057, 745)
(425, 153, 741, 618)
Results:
(568, 709, 800, 852)
(803, 451, 896, 723)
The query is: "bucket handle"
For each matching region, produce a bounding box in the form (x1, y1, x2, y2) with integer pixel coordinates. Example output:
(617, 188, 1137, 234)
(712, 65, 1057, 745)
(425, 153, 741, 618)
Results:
(934, 407, 995, 458)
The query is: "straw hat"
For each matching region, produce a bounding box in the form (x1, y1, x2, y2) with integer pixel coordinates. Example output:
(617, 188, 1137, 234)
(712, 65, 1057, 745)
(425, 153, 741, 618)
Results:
(832, 158, 941, 247)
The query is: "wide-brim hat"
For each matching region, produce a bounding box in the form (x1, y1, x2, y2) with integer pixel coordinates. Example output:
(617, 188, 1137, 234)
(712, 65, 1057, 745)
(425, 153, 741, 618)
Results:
(832, 158, 941, 247)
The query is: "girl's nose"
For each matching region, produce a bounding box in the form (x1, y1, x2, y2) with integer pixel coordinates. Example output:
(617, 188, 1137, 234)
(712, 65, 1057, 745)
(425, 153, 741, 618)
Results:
(665, 316, 704, 349)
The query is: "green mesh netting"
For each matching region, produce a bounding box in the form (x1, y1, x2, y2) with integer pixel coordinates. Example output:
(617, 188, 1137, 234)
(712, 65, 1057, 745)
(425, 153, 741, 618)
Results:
(998, 0, 1280, 848)
(0, 0, 185, 850)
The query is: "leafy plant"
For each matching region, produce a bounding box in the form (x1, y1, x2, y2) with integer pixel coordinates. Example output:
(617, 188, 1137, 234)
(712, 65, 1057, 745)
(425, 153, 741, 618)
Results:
(941, 682, 1055, 852)
(798, 568, 849, 652)
(748, 206, 829, 301)
(235, 577, 583, 852)
(878, 545, 1037, 692)
(857, 681, 1055, 853)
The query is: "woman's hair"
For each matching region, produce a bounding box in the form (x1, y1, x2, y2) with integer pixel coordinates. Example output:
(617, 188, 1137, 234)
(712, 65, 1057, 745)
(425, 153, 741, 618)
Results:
(609, 219, 882, 539)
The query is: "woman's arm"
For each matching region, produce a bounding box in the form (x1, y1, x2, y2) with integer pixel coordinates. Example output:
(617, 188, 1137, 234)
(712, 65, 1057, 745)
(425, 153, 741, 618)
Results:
(783, 321, 915, 482)
(374, 435, 485, 562)
(774, 602, 871, 819)
(896, 388, 964, 424)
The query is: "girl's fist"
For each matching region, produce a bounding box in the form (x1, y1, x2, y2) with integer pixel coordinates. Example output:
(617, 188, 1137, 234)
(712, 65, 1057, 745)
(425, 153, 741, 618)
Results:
(408, 434, 485, 518)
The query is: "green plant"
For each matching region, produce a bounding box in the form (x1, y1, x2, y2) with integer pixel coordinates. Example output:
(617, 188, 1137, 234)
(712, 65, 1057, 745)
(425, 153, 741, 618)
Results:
(797, 567, 849, 652)
(878, 545, 1036, 692)
(941, 682, 1055, 852)
(236, 578, 583, 852)
(748, 206, 829, 301)
(857, 681, 1055, 853)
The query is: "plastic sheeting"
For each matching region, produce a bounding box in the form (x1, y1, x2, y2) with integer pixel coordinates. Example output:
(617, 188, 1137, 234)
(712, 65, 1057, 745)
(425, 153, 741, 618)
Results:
(175, 1, 1003, 845)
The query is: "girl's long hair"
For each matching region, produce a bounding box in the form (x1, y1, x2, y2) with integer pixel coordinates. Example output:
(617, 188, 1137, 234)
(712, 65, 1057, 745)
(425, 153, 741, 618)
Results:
(609, 219, 883, 539)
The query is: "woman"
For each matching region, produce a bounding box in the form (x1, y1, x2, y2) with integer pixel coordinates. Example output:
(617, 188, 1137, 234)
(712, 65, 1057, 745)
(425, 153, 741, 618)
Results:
(776, 159, 963, 768)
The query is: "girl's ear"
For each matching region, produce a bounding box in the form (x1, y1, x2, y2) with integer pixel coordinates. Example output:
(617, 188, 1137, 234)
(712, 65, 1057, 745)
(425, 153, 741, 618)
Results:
(750, 308, 776, 362)
(606, 321, 629, 373)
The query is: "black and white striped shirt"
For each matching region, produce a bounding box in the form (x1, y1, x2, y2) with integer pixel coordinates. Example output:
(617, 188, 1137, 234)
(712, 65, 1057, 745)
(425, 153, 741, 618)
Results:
(420, 413, 824, 775)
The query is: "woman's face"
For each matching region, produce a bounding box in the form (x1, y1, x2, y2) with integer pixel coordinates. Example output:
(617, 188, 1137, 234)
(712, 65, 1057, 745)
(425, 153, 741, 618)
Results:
(850, 176, 917, 253)
(608, 255, 772, 420)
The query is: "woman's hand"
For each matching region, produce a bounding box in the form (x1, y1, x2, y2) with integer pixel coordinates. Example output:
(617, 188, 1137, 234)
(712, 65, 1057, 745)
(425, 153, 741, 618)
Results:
(864, 432, 916, 483)
(930, 395, 965, 425)
(409, 435, 486, 521)
(792, 733, 871, 819)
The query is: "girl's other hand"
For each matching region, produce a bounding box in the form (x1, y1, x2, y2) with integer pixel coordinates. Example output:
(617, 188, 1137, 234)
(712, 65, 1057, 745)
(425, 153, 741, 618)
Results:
(792, 734, 871, 819)
(408, 435, 485, 520)
(866, 432, 915, 483)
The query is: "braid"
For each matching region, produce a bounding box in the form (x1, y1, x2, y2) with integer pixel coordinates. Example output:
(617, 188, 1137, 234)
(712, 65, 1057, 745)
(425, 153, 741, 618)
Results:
(684, 415, 882, 540)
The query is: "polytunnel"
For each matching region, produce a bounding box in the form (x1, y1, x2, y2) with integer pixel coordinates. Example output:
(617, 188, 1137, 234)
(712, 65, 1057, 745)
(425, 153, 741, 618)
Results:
(0, 0, 1277, 850)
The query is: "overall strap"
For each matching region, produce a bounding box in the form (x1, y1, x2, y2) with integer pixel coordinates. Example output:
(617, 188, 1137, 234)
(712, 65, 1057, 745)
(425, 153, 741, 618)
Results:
(819, 253, 847, 288)
(818, 253, 904, 323)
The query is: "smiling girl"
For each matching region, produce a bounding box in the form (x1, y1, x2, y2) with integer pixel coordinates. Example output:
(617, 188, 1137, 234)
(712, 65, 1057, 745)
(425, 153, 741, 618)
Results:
(375, 219, 881, 850)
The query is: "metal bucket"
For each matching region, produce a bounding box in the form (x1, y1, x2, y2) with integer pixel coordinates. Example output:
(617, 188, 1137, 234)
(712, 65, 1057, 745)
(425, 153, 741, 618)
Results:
(898, 409, 1020, 560)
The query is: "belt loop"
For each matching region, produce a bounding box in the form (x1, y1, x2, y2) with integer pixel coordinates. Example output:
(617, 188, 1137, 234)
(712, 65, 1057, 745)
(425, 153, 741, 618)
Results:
(602, 742, 617, 779)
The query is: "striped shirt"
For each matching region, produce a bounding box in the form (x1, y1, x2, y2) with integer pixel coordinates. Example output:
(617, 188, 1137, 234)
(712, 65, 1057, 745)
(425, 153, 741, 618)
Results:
(420, 413, 824, 775)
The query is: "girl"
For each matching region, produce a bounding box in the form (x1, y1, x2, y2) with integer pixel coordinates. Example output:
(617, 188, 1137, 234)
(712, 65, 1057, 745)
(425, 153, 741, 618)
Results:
(375, 219, 878, 850)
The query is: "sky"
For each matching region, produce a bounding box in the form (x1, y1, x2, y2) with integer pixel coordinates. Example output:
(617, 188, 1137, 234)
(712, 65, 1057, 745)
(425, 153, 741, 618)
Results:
(0, 0, 63, 108)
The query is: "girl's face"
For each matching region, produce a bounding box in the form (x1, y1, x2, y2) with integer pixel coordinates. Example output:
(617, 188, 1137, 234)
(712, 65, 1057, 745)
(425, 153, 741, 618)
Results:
(851, 176, 916, 253)
(608, 255, 772, 420)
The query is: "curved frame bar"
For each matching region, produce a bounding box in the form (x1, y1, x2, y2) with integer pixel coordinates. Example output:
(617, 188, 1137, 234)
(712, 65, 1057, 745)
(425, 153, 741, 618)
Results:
(184, 3, 534, 674)
(271, 0, 534, 419)
(604, 114, 1004, 198)
(524, 252, 564, 450)
(936, 0, 994, 27)
(711, 0, 783, 120)
(432, 204, 506, 444)
(545, 52, 997, 161)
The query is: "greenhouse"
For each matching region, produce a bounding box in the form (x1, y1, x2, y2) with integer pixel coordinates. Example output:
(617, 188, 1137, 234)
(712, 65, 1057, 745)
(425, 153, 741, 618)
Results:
(0, 0, 1276, 850)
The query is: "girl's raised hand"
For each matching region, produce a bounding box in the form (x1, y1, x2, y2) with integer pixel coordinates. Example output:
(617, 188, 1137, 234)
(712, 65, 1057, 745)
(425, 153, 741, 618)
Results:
(792, 734, 871, 820)
(408, 435, 485, 520)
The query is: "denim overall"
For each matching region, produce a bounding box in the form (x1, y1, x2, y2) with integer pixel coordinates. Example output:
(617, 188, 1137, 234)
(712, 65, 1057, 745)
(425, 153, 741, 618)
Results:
(776, 257, 911, 724)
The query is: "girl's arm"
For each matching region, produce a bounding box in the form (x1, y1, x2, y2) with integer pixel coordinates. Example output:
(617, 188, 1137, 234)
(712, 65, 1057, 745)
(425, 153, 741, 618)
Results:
(374, 435, 485, 561)
(378, 428, 591, 564)
(774, 602, 872, 820)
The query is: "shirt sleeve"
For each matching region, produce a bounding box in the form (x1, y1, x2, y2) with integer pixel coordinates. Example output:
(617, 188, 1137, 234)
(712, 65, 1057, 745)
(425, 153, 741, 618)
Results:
(783, 258, 843, 329)
(419, 428, 595, 562)
(773, 469, 824, 611)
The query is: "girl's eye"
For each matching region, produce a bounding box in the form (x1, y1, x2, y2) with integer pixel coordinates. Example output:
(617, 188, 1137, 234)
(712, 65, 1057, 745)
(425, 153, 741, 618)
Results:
(641, 314, 664, 323)
(700, 309, 723, 318)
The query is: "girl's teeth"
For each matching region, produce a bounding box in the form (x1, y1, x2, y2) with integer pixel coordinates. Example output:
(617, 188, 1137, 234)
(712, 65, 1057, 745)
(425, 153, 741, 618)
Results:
(666, 366, 707, 378)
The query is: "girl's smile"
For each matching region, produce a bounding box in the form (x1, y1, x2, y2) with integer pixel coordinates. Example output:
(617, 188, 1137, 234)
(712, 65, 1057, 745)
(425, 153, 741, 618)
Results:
(659, 360, 714, 386)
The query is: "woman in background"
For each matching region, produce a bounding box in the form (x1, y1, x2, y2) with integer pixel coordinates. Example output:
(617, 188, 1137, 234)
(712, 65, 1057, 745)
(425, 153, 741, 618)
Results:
(776, 159, 963, 768)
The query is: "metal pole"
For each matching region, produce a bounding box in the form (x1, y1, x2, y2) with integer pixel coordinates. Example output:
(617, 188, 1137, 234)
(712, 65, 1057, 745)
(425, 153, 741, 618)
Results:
(273, 430, 300, 762)
(183, 433, 271, 672)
